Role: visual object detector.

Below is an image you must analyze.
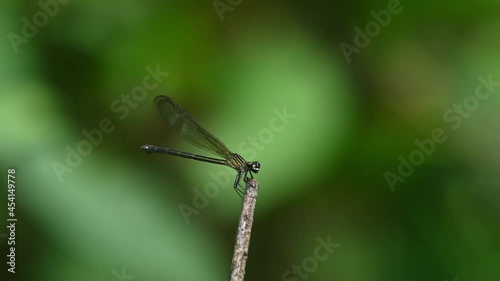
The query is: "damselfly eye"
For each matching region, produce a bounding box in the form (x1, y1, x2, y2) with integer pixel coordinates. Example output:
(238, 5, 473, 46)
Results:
(251, 162, 260, 173)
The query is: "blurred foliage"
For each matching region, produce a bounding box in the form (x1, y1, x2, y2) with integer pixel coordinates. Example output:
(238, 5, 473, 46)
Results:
(1, 0, 499, 281)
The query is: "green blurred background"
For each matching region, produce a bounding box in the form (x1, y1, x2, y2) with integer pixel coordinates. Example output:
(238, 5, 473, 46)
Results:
(1, 0, 499, 280)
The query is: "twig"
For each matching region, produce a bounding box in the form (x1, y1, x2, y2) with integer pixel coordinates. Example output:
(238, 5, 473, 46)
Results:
(229, 179, 259, 281)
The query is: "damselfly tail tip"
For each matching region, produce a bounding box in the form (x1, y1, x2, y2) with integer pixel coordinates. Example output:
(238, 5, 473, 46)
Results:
(141, 145, 154, 153)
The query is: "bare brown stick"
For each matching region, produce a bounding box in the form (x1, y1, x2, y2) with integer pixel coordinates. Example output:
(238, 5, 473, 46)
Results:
(229, 179, 259, 281)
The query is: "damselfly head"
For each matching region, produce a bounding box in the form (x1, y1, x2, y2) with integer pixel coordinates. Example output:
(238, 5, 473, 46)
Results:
(249, 161, 260, 173)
